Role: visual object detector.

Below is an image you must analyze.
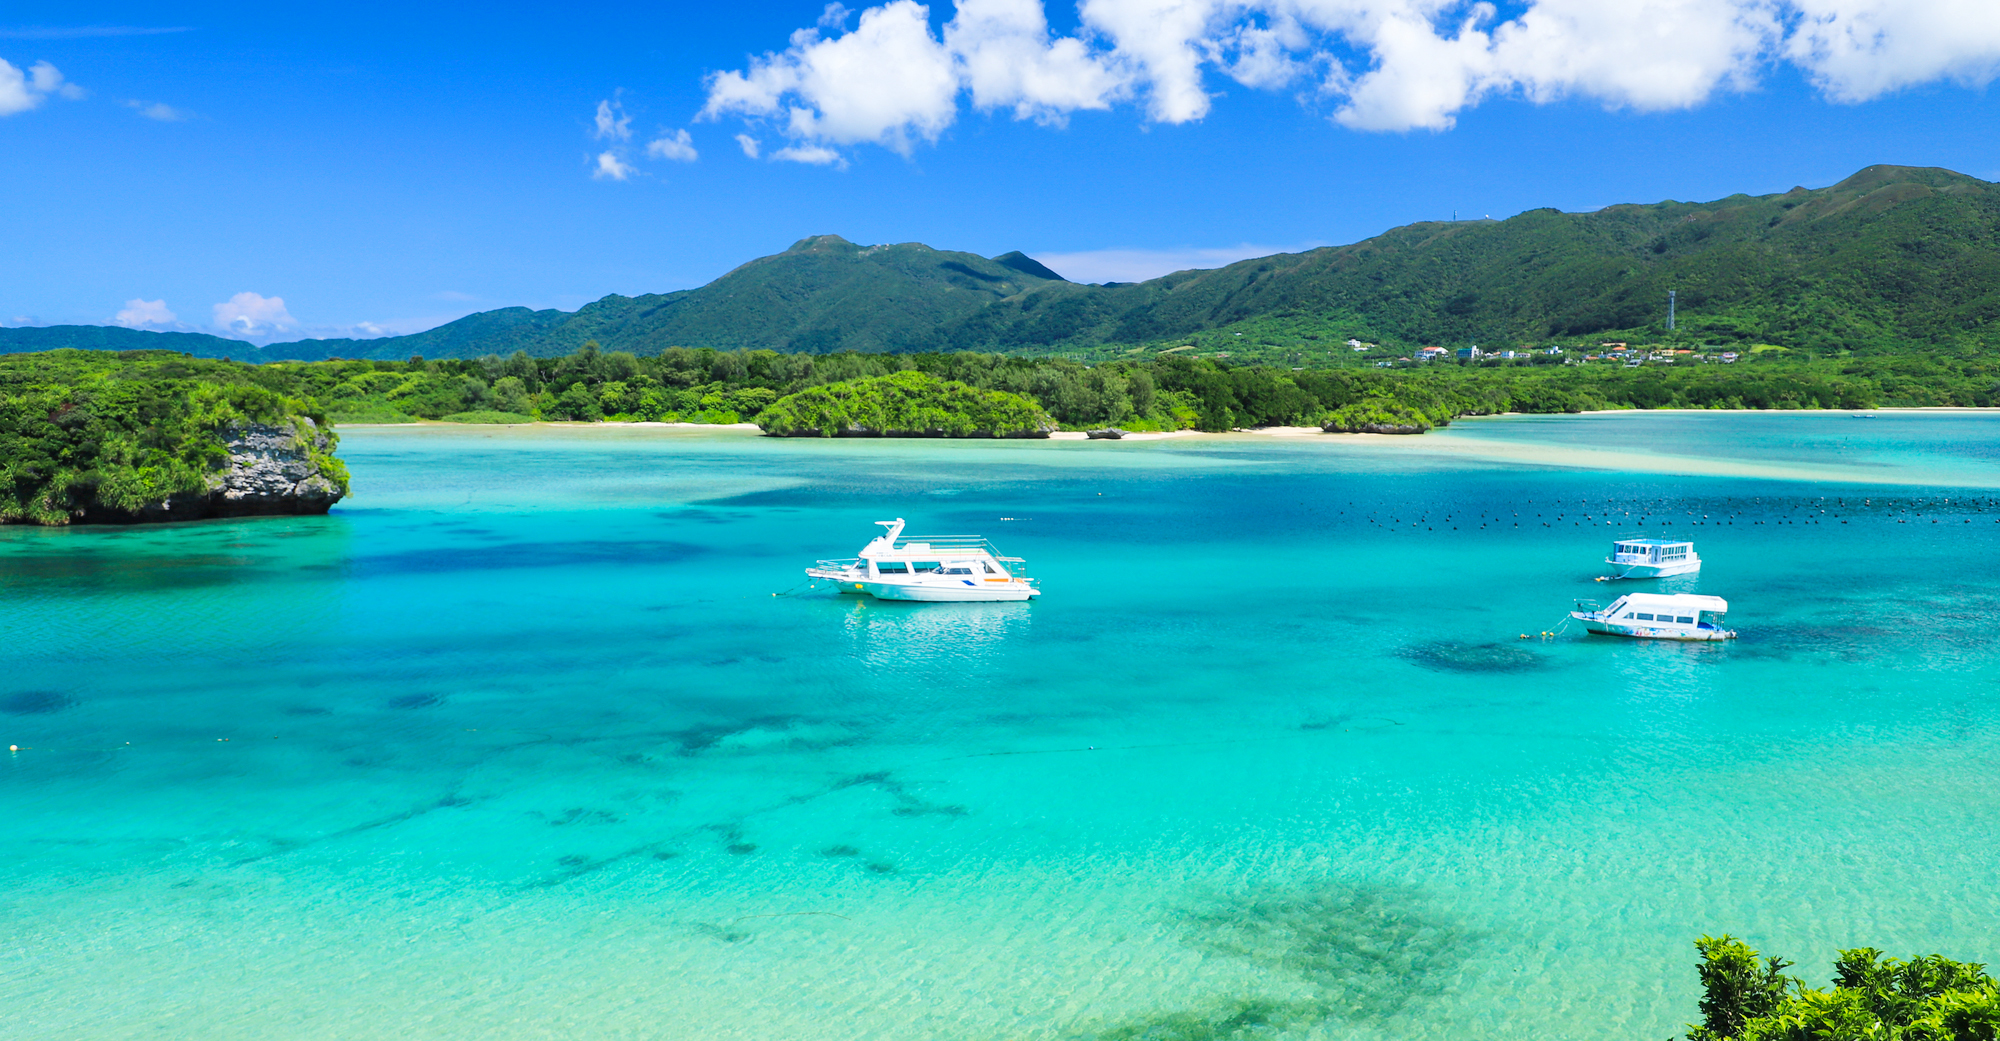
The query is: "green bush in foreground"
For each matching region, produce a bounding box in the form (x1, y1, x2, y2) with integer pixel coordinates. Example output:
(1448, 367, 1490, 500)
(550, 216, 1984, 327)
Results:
(756, 370, 1054, 437)
(1690, 935, 1999, 1041)
(0, 350, 347, 524)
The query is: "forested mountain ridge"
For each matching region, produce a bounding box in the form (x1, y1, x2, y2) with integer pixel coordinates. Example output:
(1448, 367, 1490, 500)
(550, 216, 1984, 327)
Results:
(6, 164, 1994, 363)
(265, 235, 1067, 361)
(940, 164, 2000, 354)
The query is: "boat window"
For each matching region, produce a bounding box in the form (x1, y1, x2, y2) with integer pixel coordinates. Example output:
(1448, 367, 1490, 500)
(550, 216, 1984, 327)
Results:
(1634, 613, 1655, 621)
(982, 562, 1001, 574)
(942, 566, 974, 575)
(1621, 612, 1635, 619)
(877, 562, 909, 574)
(912, 561, 942, 573)
(1674, 616, 1694, 624)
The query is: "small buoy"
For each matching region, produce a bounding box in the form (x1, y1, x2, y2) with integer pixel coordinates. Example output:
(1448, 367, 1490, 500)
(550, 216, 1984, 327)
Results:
(854, 583, 864, 589)
(1519, 634, 1529, 640)
(8, 745, 17, 752)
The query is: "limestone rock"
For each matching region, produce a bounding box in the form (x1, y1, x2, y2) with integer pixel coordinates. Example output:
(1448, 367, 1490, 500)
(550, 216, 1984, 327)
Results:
(207, 418, 345, 516)
(80, 418, 345, 523)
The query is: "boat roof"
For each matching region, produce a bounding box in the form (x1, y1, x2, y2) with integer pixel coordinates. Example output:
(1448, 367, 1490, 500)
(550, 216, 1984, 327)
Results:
(1609, 593, 1728, 610)
(859, 518, 1018, 560)
(1611, 538, 1694, 547)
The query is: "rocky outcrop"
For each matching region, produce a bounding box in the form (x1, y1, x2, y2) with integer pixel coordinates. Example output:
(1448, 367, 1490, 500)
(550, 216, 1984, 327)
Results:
(80, 419, 346, 523)
(209, 419, 345, 515)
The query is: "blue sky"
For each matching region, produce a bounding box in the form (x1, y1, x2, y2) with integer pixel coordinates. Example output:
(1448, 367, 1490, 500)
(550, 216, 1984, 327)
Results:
(4, 0, 1999, 342)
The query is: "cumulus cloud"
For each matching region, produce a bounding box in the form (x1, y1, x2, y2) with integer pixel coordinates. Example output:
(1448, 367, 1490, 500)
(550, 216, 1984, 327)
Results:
(735, 133, 762, 157)
(212, 292, 296, 336)
(0, 58, 83, 116)
(594, 97, 632, 140)
(592, 150, 637, 180)
(1787, 0, 2000, 101)
(700, 0, 2000, 149)
(113, 298, 177, 328)
(646, 128, 699, 161)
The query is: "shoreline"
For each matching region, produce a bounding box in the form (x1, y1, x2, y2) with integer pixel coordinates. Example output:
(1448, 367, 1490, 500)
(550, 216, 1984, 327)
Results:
(332, 412, 2000, 489)
(336, 404, 2000, 433)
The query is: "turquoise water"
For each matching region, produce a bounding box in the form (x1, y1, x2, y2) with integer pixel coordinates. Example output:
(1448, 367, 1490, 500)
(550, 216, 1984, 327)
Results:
(5, 416, 1999, 1040)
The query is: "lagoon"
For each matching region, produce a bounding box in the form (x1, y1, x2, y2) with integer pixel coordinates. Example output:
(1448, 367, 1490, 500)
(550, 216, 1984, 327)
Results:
(4, 413, 1999, 1040)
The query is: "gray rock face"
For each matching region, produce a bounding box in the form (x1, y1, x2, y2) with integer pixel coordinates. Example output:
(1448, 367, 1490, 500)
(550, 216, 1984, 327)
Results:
(207, 419, 345, 516)
(82, 419, 345, 523)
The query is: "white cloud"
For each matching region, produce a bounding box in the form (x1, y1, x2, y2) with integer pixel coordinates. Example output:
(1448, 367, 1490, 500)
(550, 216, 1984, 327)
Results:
(773, 142, 848, 165)
(949, 0, 1129, 122)
(703, 0, 961, 158)
(1031, 242, 1326, 282)
(113, 298, 177, 328)
(701, 0, 2000, 144)
(735, 132, 762, 157)
(1787, 0, 2000, 101)
(592, 150, 638, 180)
(0, 58, 82, 116)
(212, 292, 296, 336)
(593, 97, 632, 141)
(646, 128, 699, 162)
(124, 99, 190, 121)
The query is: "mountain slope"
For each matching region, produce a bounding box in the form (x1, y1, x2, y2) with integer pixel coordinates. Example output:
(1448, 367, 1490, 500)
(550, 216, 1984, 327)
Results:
(261, 235, 1070, 361)
(0, 324, 260, 360)
(16, 165, 1998, 363)
(942, 165, 2000, 353)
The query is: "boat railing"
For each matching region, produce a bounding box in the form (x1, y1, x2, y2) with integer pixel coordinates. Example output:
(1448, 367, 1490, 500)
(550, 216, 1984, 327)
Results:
(812, 557, 861, 571)
(888, 535, 1011, 556)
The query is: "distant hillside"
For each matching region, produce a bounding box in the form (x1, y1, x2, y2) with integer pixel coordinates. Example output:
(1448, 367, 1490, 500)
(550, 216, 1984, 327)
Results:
(948, 164, 2000, 354)
(0, 324, 258, 360)
(255, 235, 1072, 361)
(16, 165, 1999, 362)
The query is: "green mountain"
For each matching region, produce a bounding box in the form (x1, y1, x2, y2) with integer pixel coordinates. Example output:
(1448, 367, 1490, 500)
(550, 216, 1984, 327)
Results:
(12, 165, 1997, 363)
(946, 163, 2000, 354)
(254, 235, 1073, 361)
(0, 324, 259, 360)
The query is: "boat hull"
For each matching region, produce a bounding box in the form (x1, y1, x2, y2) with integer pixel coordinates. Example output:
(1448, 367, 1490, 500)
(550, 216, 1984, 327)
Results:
(1604, 559, 1701, 579)
(858, 580, 1035, 602)
(1571, 613, 1735, 640)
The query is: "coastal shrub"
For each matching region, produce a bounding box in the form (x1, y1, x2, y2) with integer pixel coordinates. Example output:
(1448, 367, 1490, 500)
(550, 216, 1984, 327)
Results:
(1687, 936, 1999, 1041)
(756, 371, 1054, 437)
(0, 350, 347, 525)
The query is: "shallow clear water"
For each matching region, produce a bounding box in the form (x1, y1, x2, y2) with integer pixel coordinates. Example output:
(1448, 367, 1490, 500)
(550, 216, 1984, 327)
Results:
(5, 417, 1999, 1041)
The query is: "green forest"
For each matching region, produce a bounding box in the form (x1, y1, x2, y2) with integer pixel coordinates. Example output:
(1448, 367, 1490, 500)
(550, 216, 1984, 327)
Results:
(261, 342, 1995, 433)
(1687, 936, 1997, 1041)
(0, 350, 347, 525)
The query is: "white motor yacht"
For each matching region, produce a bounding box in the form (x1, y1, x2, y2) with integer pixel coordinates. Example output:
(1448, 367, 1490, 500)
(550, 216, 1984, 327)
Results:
(806, 519, 1039, 602)
(1570, 593, 1736, 641)
(1603, 538, 1701, 579)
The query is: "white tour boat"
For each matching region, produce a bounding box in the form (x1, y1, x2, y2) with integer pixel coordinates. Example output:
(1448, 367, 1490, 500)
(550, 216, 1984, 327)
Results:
(806, 519, 1039, 602)
(1570, 593, 1736, 641)
(1603, 538, 1701, 579)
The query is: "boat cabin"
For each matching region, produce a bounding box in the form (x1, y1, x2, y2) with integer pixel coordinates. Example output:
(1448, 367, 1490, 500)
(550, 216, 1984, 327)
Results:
(1597, 593, 1728, 631)
(1610, 540, 1694, 566)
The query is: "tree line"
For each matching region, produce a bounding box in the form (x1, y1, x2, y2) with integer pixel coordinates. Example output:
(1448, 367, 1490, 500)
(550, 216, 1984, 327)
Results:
(274, 342, 1999, 431)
